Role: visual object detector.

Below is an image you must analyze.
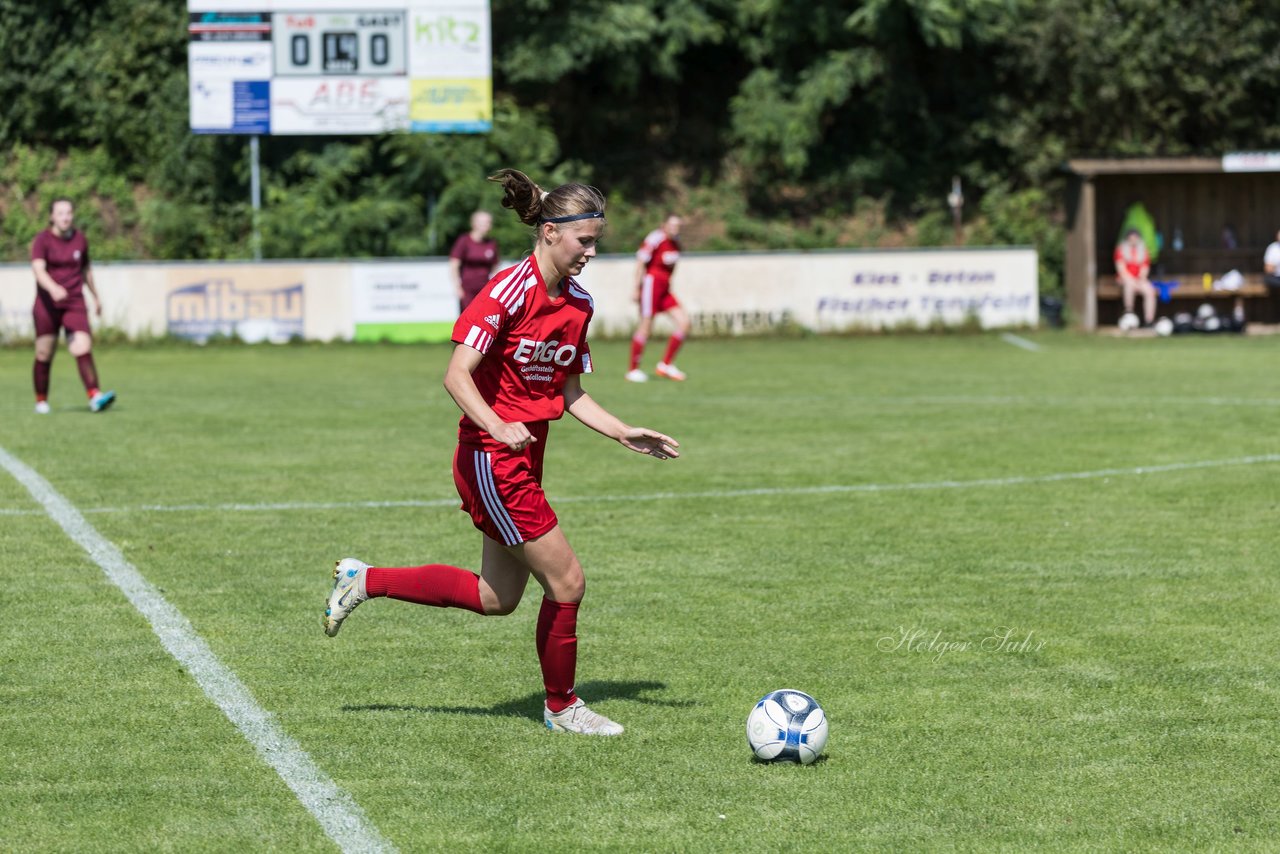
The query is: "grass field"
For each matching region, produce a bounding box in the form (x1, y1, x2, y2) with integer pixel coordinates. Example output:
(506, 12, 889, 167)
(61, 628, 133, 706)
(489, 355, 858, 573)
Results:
(3, 331, 1280, 852)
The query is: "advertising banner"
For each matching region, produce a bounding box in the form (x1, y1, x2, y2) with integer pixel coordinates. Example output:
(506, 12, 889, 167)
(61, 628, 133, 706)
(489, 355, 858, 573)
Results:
(0, 248, 1038, 344)
(166, 268, 306, 343)
(350, 262, 456, 342)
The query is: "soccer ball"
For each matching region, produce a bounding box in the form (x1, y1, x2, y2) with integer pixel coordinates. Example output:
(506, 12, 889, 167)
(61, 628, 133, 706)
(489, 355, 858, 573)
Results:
(746, 689, 828, 764)
(1153, 317, 1174, 337)
(1117, 312, 1140, 331)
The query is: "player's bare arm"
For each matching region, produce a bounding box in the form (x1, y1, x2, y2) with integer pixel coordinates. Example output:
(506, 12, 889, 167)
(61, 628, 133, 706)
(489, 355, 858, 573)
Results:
(563, 375, 679, 460)
(443, 343, 535, 451)
(84, 264, 102, 316)
(31, 258, 68, 302)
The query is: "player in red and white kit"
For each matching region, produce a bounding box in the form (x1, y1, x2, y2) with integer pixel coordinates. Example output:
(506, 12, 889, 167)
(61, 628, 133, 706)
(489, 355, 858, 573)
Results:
(627, 214, 691, 382)
(30, 198, 116, 414)
(322, 169, 679, 736)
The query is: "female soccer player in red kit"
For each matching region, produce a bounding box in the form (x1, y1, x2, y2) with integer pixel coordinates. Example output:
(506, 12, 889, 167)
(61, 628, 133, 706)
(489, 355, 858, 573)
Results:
(323, 169, 679, 736)
(30, 198, 116, 414)
(627, 214, 690, 382)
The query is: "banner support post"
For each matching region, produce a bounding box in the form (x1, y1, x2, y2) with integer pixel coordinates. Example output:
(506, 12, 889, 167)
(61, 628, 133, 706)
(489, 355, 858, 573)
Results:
(250, 134, 262, 261)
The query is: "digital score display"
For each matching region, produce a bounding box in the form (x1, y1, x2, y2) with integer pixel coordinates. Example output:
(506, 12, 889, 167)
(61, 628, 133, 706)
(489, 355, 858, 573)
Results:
(189, 2, 492, 135)
(273, 11, 407, 76)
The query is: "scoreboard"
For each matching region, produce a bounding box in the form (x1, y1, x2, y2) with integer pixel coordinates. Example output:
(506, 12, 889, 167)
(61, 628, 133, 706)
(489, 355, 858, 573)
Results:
(188, 0, 491, 135)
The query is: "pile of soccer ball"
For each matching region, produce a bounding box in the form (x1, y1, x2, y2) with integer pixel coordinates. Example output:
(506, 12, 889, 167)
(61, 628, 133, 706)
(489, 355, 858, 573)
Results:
(1121, 303, 1245, 336)
(746, 689, 829, 764)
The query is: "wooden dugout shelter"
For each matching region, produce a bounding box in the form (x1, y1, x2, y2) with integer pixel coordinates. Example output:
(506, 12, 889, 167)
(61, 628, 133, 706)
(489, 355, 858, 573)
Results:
(1064, 155, 1280, 330)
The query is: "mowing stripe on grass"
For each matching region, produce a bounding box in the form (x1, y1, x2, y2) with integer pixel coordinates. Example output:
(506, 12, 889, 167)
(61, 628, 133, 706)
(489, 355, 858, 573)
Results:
(0, 445, 396, 854)
(3, 454, 1278, 518)
(1000, 333, 1042, 351)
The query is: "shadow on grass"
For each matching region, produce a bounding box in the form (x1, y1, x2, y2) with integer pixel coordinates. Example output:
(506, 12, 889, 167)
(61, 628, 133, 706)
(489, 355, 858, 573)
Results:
(341, 679, 693, 721)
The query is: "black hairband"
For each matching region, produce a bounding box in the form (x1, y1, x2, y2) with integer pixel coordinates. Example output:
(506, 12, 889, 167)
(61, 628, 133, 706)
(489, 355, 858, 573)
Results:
(541, 211, 604, 224)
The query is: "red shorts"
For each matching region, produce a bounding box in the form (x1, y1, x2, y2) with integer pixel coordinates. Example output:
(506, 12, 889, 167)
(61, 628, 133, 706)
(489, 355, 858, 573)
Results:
(33, 299, 91, 338)
(640, 274, 679, 318)
(453, 421, 557, 546)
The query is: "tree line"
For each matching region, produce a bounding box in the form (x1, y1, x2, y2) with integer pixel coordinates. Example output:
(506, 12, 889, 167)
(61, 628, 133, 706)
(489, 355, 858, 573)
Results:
(2, 0, 1278, 295)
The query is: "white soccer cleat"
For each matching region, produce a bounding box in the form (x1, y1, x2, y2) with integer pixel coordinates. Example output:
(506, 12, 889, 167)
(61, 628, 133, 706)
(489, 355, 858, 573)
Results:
(323, 558, 371, 637)
(34, 401, 50, 415)
(544, 699, 624, 736)
(655, 362, 686, 381)
(89, 390, 116, 412)
(624, 368, 648, 383)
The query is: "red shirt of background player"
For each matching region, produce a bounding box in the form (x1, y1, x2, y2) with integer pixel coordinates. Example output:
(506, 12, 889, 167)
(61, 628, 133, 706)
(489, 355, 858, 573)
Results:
(31, 227, 90, 308)
(450, 210, 500, 311)
(637, 227, 680, 287)
(1113, 239, 1149, 279)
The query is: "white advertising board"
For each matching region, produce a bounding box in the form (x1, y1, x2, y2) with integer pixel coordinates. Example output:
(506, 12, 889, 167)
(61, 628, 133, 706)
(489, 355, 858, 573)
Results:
(350, 262, 456, 341)
(0, 249, 1038, 344)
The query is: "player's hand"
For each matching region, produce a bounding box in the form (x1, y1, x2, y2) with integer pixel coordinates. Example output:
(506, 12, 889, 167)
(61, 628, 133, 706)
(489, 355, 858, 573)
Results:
(49, 284, 68, 302)
(620, 428, 679, 460)
(491, 421, 536, 452)
(632, 288, 641, 303)
(94, 301, 103, 317)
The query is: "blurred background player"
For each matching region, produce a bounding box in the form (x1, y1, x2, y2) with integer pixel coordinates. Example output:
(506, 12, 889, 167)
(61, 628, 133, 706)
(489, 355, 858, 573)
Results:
(1113, 228, 1157, 327)
(627, 214, 690, 382)
(449, 210, 500, 312)
(30, 198, 116, 414)
(323, 168, 679, 736)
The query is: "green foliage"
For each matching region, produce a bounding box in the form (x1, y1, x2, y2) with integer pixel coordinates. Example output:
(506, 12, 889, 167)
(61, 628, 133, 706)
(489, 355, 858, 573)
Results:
(969, 187, 1065, 295)
(2, 0, 1279, 272)
(0, 144, 141, 260)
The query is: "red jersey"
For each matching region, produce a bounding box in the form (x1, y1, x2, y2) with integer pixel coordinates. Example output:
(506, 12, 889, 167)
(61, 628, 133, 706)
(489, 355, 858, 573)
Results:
(1114, 241, 1149, 278)
(637, 229, 680, 284)
(451, 257, 594, 445)
(31, 228, 90, 307)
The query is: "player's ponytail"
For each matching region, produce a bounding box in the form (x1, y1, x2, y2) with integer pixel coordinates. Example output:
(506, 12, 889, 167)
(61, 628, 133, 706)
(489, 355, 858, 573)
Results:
(488, 169, 606, 229)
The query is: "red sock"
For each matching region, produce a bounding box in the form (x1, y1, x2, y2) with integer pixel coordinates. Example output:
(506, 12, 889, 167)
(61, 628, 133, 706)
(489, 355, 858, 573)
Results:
(75, 354, 99, 395)
(33, 359, 52, 400)
(365, 564, 484, 614)
(537, 598, 579, 712)
(662, 331, 686, 365)
(629, 335, 646, 370)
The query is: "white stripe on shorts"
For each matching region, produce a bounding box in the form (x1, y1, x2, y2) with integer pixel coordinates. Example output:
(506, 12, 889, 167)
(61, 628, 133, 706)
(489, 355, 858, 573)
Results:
(473, 450, 522, 545)
(640, 274, 654, 318)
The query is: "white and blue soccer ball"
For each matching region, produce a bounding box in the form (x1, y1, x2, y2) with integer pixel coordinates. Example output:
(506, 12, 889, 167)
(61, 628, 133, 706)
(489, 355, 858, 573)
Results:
(746, 689, 828, 764)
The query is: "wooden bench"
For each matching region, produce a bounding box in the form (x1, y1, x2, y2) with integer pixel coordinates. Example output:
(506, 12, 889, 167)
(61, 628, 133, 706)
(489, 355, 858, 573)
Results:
(1097, 272, 1268, 302)
(1096, 272, 1274, 325)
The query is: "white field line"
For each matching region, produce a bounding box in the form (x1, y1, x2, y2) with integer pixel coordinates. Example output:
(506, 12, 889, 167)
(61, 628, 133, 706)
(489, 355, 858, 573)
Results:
(1000, 332, 1042, 351)
(4, 454, 1279, 518)
(0, 446, 395, 854)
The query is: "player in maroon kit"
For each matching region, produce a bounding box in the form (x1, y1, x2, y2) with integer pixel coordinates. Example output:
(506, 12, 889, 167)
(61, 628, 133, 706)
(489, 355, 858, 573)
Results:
(449, 210, 500, 311)
(30, 198, 116, 414)
(323, 169, 679, 736)
(627, 214, 690, 382)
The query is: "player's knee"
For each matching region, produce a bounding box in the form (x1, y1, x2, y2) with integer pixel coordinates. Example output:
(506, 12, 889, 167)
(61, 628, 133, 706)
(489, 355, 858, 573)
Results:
(558, 564, 586, 603)
(68, 335, 92, 356)
(486, 598, 520, 617)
